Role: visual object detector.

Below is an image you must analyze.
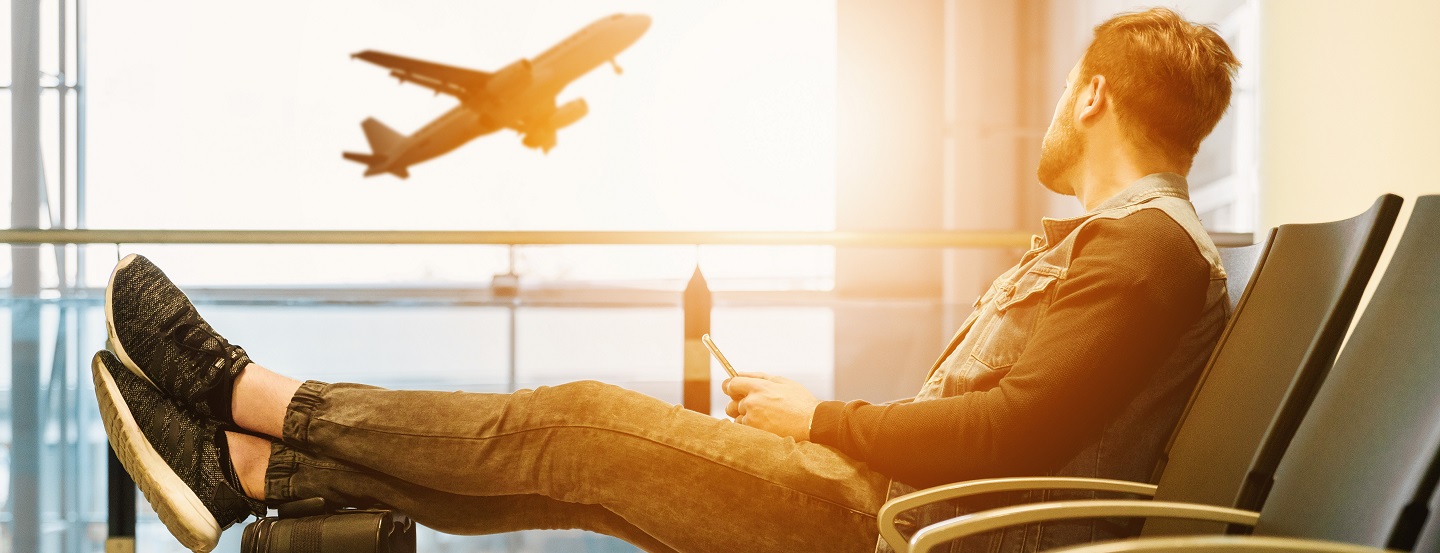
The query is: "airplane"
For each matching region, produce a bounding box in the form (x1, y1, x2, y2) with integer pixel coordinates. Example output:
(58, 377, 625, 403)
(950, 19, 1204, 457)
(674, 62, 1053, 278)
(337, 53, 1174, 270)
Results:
(343, 13, 651, 178)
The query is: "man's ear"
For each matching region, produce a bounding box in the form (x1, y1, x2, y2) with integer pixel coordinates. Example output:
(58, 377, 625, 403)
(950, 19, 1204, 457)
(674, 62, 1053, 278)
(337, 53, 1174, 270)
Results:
(1077, 74, 1108, 123)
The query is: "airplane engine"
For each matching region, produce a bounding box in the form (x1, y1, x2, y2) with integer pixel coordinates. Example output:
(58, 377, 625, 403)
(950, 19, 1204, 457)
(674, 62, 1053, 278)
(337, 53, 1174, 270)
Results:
(549, 99, 589, 130)
(487, 59, 533, 96)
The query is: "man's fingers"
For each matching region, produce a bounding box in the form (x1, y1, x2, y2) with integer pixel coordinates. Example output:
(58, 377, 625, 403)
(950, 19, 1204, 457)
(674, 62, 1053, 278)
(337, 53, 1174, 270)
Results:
(724, 376, 768, 398)
(736, 397, 752, 421)
(725, 399, 742, 418)
(721, 375, 763, 397)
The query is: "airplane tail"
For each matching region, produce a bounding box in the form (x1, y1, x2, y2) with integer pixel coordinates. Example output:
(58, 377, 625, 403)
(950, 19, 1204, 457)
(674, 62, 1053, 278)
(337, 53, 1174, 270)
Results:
(360, 117, 404, 152)
(343, 117, 410, 178)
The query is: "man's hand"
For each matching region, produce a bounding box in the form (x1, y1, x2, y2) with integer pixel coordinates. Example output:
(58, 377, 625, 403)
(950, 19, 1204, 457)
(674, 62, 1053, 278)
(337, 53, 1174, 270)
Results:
(722, 372, 821, 441)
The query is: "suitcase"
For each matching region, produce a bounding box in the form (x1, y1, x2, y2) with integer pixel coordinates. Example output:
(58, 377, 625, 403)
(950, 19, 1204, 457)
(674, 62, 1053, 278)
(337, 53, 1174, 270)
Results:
(241, 498, 416, 553)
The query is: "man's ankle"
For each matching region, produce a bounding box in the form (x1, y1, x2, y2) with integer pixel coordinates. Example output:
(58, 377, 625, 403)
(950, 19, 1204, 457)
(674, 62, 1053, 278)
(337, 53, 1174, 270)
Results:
(225, 430, 270, 502)
(229, 362, 254, 428)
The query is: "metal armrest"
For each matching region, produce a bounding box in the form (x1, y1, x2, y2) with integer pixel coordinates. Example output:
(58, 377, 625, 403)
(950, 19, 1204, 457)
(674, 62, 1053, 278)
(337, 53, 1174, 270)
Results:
(879, 477, 1159, 552)
(1049, 535, 1398, 553)
(909, 499, 1260, 553)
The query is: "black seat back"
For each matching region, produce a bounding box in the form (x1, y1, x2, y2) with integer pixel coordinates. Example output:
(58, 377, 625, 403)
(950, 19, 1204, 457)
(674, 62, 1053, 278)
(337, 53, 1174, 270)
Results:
(1253, 195, 1440, 549)
(1218, 240, 1267, 314)
(1142, 195, 1401, 536)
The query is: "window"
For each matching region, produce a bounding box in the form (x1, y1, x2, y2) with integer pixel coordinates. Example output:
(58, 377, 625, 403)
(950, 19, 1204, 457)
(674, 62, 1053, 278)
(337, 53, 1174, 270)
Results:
(4, 2, 840, 552)
(82, 1, 838, 290)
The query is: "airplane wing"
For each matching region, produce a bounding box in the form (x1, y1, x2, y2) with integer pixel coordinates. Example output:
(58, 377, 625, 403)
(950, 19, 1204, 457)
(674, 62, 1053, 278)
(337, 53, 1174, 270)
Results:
(352, 50, 491, 98)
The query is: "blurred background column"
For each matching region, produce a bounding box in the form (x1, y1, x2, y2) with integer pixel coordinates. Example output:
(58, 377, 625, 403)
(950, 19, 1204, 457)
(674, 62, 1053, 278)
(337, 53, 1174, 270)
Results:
(11, 0, 44, 551)
(834, 0, 1041, 402)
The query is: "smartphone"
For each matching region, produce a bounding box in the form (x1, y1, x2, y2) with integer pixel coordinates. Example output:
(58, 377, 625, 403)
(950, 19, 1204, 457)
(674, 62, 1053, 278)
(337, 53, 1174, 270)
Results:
(701, 334, 739, 378)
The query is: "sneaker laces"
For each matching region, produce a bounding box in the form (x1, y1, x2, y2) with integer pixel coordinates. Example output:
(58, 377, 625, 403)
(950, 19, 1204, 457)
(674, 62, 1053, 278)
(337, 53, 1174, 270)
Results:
(160, 309, 243, 413)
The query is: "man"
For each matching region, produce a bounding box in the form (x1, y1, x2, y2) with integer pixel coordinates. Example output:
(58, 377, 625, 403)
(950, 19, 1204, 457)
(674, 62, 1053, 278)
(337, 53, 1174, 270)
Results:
(94, 7, 1238, 553)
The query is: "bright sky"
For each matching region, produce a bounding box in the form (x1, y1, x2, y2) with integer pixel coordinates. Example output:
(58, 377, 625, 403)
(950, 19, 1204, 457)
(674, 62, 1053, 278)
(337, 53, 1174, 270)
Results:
(71, 1, 836, 286)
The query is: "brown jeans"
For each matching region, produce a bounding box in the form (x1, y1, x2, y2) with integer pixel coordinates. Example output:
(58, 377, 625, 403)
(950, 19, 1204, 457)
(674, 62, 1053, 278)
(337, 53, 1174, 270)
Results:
(263, 380, 890, 552)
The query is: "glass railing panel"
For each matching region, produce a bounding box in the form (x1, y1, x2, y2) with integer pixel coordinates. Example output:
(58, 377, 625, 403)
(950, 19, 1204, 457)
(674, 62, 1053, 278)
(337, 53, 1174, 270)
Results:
(0, 299, 111, 553)
(514, 306, 681, 403)
(202, 304, 514, 391)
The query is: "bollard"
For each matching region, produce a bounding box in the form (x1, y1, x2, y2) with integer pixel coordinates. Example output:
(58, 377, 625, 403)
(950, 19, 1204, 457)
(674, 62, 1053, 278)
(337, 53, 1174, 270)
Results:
(682, 266, 712, 413)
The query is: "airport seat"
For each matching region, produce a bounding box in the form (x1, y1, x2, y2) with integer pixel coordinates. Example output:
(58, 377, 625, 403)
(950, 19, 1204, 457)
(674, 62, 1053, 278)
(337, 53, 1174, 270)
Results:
(877, 195, 1403, 552)
(892, 195, 1440, 553)
(1218, 240, 1266, 314)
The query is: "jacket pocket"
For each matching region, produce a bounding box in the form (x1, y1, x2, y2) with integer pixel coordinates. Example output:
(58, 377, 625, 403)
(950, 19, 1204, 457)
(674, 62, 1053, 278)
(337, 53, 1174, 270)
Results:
(971, 270, 1058, 371)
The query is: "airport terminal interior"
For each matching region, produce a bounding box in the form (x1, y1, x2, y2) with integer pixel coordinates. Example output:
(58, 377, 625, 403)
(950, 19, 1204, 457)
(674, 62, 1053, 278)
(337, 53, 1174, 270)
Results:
(1, 0, 1438, 552)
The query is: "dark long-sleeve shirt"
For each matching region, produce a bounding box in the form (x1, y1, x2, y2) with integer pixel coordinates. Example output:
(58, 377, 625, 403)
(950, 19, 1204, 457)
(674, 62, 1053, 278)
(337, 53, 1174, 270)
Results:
(810, 209, 1212, 488)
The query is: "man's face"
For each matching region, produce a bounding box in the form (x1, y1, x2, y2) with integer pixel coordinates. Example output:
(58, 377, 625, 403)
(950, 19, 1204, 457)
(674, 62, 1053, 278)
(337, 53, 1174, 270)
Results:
(1037, 61, 1084, 196)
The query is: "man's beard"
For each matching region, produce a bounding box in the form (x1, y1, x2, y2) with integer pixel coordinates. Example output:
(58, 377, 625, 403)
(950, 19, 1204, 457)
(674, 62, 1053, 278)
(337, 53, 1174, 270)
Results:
(1037, 104, 1083, 196)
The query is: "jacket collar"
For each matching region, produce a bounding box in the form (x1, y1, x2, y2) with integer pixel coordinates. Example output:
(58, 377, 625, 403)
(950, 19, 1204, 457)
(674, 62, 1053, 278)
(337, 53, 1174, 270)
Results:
(1039, 172, 1191, 246)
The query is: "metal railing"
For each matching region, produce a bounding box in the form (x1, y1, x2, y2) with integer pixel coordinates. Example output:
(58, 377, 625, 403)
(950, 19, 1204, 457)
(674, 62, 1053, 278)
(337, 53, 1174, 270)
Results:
(0, 228, 1255, 247)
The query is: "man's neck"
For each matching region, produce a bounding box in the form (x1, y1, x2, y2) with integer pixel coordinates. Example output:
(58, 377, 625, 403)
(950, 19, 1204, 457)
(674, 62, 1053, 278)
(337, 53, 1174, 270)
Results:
(1071, 146, 1183, 211)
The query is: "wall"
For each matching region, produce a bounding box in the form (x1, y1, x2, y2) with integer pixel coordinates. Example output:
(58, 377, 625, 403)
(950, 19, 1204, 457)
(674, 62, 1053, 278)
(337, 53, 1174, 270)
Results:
(1258, 1, 1440, 232)
(1257, 0, 1440, 338)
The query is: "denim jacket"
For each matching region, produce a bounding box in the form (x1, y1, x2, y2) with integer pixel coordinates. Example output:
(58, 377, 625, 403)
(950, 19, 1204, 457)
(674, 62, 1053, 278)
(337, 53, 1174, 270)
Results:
(877, 173, 1230, 553)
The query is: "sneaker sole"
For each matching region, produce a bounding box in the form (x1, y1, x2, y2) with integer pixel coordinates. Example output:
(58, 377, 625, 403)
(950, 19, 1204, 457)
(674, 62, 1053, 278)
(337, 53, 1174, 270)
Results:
(105, 253, 158, 389)
(93, 353, 222, 552)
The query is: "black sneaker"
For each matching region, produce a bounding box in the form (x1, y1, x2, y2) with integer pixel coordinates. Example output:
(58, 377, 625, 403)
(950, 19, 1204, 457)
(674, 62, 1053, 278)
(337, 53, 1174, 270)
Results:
(106, 253, 251, 426)
(92, 350, 265, 552)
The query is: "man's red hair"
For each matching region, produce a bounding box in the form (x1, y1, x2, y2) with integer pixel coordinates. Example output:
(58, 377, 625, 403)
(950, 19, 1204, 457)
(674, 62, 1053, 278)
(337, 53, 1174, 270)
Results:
(1080, 8, 1240, 171)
